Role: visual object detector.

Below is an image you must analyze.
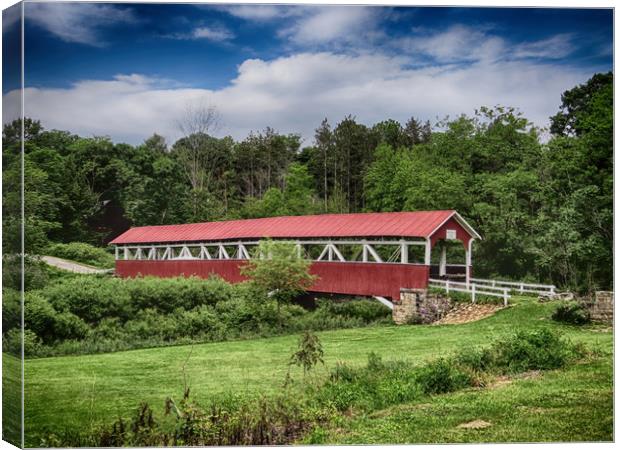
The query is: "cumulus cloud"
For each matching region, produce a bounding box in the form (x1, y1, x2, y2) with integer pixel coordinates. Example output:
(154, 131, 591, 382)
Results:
(25, 2, 136, 46)
(4, 52, 591, 145)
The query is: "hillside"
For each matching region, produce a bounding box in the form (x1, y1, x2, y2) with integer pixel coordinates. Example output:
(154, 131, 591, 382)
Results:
(9, 297, 612, 446)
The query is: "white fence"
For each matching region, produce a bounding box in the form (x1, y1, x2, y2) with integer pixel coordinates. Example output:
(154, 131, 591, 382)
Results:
(429, 278, 511, 306)
(470, 278, 556, 296)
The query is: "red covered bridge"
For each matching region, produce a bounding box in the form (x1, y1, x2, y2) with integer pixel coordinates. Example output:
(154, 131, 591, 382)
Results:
(110, 210, 481, 300)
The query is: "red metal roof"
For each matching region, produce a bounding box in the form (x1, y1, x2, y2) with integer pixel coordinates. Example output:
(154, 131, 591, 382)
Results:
(110, 210, 463, 245)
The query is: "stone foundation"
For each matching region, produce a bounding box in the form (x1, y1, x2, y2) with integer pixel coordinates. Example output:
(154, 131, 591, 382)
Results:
(393, 288, 453, 324)
(588, 291, 613, 324)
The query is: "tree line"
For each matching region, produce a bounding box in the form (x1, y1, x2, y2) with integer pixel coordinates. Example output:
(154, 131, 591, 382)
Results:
(2, 72, 612, 293)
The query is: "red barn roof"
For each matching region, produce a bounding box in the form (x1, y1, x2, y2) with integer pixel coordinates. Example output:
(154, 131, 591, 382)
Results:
(110, 210, 480, 245)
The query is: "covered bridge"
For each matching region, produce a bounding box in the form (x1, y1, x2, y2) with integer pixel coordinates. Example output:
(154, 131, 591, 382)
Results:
(110, 210, 481, 300)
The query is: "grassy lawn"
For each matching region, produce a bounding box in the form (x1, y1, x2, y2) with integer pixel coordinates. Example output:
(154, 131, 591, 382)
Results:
(10, 297, 613, 446)
(307, 356, 612, 444)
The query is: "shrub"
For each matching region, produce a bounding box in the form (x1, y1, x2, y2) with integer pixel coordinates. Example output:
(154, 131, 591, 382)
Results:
(53, 312, 90, 340)
(552, 301, 591, 325)
(454, 346, 495, 372)
(126, 276, 234, 313)
(3, 329, 43, 357)
(491, 328, 581, 373)
(24, 292, 58, 341)
(43, 276, 133, 323)
(3, 255, 49, 291)
(316, 299, 391, 322)
(2, 288, 21, 333)
(316, 353, 420, 412)
(45, 242, 114, 268)
(414, 357, 472, 394)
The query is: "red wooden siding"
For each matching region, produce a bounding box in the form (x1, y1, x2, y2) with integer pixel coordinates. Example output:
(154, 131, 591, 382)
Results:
(430, 216, 473, 250)
(115, 260, 429, 299)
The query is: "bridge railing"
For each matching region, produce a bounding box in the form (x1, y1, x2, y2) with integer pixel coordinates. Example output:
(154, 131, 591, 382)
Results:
(469, 278, 556, 296)
(429, 278, 510, 306)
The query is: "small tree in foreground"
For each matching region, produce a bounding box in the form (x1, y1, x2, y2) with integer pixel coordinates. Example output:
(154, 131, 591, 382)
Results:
(290, 331, 324, 376)
(240, 239, 316, 321)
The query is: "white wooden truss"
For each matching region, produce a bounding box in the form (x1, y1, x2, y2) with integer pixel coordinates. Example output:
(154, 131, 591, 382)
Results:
(114, 238, 432, 265)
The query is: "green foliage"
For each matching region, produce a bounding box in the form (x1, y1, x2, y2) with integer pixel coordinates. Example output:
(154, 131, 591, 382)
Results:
(289, 331, 324, 375)
(46, 242, 115, 268)
(552, 301, 591, 325)
(489, 328, 582, 373)
(315, 299, 391, 322)
(3, 329, 43, 357)
(415, 357, 473, 394)
(2, 289, 21, 333)
(241, 240, 316, 314)
(11, 273, 390, 357)
(43, 276, 133, 324)
(3, 255, 51, 291)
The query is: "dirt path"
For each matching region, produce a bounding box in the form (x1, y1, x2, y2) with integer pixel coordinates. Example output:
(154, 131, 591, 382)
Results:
(434, 303, 505, 325)
(41, 256, 112, 274)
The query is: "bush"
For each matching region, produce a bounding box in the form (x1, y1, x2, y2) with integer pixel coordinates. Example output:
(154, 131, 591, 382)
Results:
(3, 329, 43, 357)
(126, 276, 235, 313)
(414, 357, 472, 394)
(316, 353, 420, 411)
(552, 301, 591, 325)
(490, 328, 581, 373)
(316, 299, 391, 322)
(3, 255, 50, 291)
(44, 276, 133, 323)
(24, 292, 58, 341)
(45, 242, 114, 268)
(2, 288, 21, 333)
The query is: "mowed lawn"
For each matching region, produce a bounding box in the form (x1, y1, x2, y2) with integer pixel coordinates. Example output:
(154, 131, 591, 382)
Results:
(7, 298, 613, 446)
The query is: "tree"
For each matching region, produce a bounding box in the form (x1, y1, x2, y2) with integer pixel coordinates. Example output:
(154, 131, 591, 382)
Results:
(289, 331, 324, 376)
(537, 72, 613, 292)
(314, 118, 333, 209)
(550, 71, 613, 137)
(283, 163, 319, 215)
(240, 240, 316, 323)
(174, 102, 226, 219)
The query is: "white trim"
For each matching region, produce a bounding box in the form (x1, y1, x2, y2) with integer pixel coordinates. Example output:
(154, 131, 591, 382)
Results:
(373, 296, 394, 310)
(330, 244, 346, 262)
(427, 210, 482, 242)
(439, 245, 447, 276)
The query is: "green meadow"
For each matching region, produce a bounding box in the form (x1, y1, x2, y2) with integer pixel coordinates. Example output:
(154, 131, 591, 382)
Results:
(6, 297, 613, 446)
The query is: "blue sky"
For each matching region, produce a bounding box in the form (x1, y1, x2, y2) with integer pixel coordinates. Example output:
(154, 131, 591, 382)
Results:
(2, 2, 613, 144)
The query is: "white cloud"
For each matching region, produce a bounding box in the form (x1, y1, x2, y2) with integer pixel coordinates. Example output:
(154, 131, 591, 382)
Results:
(220, 5, 300, 21)
(25, 3, 136, 46)
(397, 26, 577, 65)
(168, 26, 235, 42)
(280, 6, 378, 46)
(397, 25, 505, 63)
(221, 5, 380, 48)
(513, 33, 574, 59)
(192, 26, 234, 41)
(4, 52, 592, 145)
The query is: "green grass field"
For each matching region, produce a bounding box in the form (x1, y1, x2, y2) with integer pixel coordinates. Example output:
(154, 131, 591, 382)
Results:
(5, 297, 613, 446)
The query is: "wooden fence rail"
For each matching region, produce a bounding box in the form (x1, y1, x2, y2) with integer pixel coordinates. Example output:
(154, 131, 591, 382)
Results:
(469, 278, 556, 295)
(429, 278, 510, 306)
